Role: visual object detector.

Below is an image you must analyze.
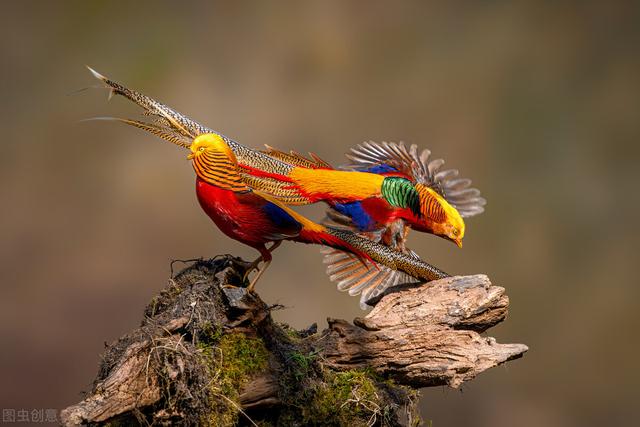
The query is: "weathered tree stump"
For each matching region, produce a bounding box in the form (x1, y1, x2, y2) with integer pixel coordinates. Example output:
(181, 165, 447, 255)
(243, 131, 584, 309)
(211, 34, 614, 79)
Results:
(60, 256, 527, 426)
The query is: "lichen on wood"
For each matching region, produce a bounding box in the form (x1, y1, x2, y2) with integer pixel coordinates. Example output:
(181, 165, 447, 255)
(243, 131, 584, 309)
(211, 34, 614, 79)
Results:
(60, 256, 527, 426)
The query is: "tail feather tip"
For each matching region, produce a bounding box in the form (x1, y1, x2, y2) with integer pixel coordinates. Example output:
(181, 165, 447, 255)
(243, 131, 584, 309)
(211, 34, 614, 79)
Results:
(85, 66, 115, 100)
(86, 66, 107, 81)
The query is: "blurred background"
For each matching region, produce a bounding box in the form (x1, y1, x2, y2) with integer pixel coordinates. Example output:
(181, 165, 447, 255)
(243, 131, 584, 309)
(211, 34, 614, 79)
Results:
(1, 1, 639, 425)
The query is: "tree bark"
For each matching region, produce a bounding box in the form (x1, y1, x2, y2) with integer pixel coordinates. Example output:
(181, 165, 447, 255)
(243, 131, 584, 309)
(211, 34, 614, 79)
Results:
(60, 256, 527, 426)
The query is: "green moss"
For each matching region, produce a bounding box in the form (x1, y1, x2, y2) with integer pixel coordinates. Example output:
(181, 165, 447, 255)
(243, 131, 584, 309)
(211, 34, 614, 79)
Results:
(218, 332, 269, 389)
(288, 350, 317, 381)
(199, 321, 223, 343)
(193, 328, 417, 426)
(274, 363, 421, 426)
(280, 322, 302, 340)
(304, 369, 384, 426)
(198, 332, 269, 426)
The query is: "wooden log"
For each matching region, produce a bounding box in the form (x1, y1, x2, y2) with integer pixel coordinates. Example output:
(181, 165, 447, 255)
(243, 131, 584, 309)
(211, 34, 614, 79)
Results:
(60, 256, 527, 426)
(319, 275, 526, 388)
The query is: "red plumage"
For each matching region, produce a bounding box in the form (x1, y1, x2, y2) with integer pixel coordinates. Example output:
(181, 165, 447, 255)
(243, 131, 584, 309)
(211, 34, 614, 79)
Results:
(196, 178, 297, 262)
(358, 198, 435, 233)
(195, 178, 373, 266)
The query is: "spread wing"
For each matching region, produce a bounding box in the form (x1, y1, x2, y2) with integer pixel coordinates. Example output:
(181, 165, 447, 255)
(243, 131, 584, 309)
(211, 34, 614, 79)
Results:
(344, 141, 486, 218)
(321, 210, 421, 310)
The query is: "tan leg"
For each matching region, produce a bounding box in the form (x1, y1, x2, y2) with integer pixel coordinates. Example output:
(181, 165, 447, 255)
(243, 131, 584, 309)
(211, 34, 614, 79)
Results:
(268, 240, 282, 253)
(242, 241, 281, 283)
(247, 259, 271, 292)
(243, 241, 281, 292)
(242, 256, 263, 282)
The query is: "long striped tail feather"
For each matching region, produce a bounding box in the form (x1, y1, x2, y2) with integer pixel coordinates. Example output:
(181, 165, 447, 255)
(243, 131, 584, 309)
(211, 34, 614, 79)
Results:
(87, 66, 208, 143)
(321, 209, 447, 309)
(323, 227, 448, 299)
(86, 67, 302, 178)
(86, 67, 330, 206)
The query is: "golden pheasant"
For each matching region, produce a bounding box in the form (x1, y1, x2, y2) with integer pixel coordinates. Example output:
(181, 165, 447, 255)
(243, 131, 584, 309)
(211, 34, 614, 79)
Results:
(173, 133, 449, 290)
(85, 67, 477, 304)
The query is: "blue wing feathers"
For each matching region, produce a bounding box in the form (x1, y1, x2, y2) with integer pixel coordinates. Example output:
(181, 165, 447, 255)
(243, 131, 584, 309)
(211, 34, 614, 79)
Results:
(261, 202, 302, 232)
(333, 202, 376, 231)
(361, 164, 398, 174)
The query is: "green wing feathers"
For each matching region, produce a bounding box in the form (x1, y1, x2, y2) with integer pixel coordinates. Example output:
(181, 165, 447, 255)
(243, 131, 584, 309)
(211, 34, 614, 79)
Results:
(346, 141, 486, 218)
(380, 176, 422, 217)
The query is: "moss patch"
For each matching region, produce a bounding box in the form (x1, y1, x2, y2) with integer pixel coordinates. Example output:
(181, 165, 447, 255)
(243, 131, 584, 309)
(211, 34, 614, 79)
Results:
(198, 332, 269, 426)
(275, 354, 419, 427)
(310, 369, 381, 426)
(288, 350, 318, 382)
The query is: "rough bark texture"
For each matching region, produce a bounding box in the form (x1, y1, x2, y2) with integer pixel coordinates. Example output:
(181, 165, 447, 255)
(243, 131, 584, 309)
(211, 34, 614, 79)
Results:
(320, 274, 526, 388)
(60, 256, 527, 426)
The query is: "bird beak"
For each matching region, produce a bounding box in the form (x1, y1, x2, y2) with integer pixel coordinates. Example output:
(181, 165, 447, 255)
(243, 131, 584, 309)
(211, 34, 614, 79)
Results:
(187, 153, 194, 160)
(444, 235, 463, 248)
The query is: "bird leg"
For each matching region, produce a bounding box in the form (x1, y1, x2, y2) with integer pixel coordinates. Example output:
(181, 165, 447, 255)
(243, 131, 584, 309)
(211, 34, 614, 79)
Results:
(242, 241, 281, 291)
(268, 240, 282, 253)
(243, 257, 264, 279)
(224, 260, 261, 290)
(247, 259, 271, 293)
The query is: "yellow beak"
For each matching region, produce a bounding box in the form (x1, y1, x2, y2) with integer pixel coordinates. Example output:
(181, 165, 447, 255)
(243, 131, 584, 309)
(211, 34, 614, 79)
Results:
(455, 239, 463, 248)
(187, 153, 195, 160)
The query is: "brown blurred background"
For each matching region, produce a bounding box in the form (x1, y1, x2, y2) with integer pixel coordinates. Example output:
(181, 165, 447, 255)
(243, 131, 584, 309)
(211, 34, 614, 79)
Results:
(1, 1, 639, 425)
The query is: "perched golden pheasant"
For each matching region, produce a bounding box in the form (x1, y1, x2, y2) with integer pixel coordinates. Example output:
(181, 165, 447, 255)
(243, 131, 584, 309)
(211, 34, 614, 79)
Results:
(161, 132, 450, 290)
(86, 67, 482, 306)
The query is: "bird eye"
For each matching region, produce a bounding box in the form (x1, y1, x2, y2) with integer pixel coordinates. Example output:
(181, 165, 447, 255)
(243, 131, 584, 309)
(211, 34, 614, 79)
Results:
(453, 229, 459, 236)
(199, 147, 205, 152)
